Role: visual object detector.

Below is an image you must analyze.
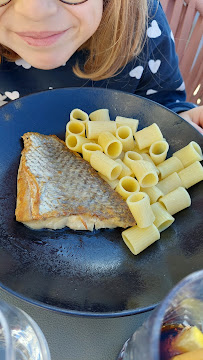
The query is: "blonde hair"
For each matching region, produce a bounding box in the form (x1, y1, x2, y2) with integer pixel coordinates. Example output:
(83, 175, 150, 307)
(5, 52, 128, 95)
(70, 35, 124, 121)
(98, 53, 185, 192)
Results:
(0, 0, 148, 81)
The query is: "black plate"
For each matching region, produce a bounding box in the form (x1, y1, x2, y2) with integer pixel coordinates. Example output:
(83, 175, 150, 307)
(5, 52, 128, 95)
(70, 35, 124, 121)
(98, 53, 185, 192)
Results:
(0, 88, 202, 317)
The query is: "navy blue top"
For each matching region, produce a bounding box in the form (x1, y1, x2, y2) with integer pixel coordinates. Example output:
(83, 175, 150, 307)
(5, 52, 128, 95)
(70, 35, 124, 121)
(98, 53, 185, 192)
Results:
(0, 1, 195, 113)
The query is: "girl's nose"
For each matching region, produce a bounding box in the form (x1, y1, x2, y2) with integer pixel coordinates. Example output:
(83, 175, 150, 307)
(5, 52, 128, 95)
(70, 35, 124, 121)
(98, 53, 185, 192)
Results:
(14, 0, 58, 21)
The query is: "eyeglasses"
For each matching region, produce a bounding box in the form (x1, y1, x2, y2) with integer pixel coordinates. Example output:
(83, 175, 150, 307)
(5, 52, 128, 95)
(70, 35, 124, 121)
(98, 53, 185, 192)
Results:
(0, 0, 88, 7)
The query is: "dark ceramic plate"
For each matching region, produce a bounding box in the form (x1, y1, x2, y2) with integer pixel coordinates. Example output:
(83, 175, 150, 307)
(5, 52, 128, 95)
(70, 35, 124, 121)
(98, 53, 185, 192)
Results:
(0, 88, 202, 317)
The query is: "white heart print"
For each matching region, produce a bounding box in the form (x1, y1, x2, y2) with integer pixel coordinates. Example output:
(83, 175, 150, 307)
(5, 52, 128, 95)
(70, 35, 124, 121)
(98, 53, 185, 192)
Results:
(146, 89, 158, 95)
(5, 91, 20, 100)
(15, 59, 32, 69)
(147, 20, 161, 38)
(0, 94, 7, 101)
(148, 59, 161, 74)
(176, 82, 185, 91)
(129, 66, 144, 79)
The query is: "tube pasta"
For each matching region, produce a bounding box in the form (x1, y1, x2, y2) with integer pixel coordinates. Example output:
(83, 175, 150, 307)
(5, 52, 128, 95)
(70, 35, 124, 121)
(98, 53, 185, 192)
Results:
(115, 176, 140, 200)
(90, 151, 122, 180)
(159, 187, 191, 215)
(130, 160, 159, 188)
(141, 153, 160, 175)
(115, 159, 133, 179)
(151, 202, 175, 232)
(115, 116, 139, 135)
(149, 140, 169, 165)
(157, 156, 184, 179)
(65, 134, 94, 153)
(115, 126, 135, 152)
(82, 143, 103, 162)
(89, 109, 110, 122)
(70, 108, 89, 124)
(122, 224, 160, 255)
(140, 185, 163, 204)
(134, 123, 163, 150)
(66, 120, 86, 137)
(156, 172, 182, 195)
(127, 192, 155, 228)
(123, 151, 143, 168)
(99, 174, 119, 190)
(173, 141, 203, 168)
(86, 121, 116, 140)
(98, 131, 123, 159)
(178, 161, 203, 189)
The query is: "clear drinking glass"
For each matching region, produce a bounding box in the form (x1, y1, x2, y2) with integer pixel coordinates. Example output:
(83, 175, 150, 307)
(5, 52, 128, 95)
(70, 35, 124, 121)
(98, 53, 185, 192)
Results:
(0, 300, 51, 360)
(117, 270, 203, 360)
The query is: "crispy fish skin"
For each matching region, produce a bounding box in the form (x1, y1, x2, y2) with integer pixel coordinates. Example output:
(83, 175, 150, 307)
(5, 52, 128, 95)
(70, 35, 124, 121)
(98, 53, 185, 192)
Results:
(15, 132, 135, 230)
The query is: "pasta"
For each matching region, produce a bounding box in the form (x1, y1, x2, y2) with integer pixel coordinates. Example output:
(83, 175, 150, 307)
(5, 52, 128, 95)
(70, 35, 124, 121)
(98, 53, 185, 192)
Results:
(123, 151, 143, 168)
(173, 141, 203, 168)
(159, 187, 191, 215)
(151, 202, 175, 232)
(70, 108, 89, 124)
(130, 160, 159, 188)
(66, 119, 86, 137)
(140, 185, 163, 204)
(157, 156, 184, 179)
(89, 109, 110, 122)
(134, 123, 163, 150)
(64, 107, 203, 256)
(115, 159, 133, 179)
(122, 224, 160, 255)
(115, 126, 135, 152)
(98, 131, 123, 159)
(82, 143, 103, 162)
(178, 161, 203, 189)
(115, 176, 140, 200)
(86, 120, 116, 140)
(66, 134, 93, 153)
(127, 192, 155, 228)
(115, 116, 139, 135)
(149, 140, 169, 165)
(90, 151, 122, 180)
(156, 172, 182, 195)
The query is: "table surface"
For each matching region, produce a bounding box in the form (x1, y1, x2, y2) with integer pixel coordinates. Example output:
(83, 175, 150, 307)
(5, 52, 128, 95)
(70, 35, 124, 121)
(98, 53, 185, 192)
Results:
(0, 288, 151, 360)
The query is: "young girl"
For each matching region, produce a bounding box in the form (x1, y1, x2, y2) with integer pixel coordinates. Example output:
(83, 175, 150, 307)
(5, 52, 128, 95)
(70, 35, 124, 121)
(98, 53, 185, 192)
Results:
(0, 0, 202, 133)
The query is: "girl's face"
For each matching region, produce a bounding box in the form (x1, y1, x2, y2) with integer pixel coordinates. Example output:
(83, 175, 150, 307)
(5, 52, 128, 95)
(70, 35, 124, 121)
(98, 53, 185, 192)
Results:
(0, 0, 103, 69)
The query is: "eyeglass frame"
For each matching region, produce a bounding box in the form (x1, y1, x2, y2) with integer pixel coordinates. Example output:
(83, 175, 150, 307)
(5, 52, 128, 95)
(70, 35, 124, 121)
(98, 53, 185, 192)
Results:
(0, 0, 88, 7)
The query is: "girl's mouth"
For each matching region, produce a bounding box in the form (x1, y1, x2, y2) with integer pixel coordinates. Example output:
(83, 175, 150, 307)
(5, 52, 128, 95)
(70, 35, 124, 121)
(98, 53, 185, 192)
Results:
(15, 30, 68, 47)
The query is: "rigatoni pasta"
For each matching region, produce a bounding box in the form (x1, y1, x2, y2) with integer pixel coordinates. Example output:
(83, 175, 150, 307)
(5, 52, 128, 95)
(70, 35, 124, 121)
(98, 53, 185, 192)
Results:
(90, 151, 122, 180)
(134, 123, 163, 150)
(151, 202, 175, 232)
(178, 161, 203, 189)
(127, 192, 155, 228)
(130, 160, 159, 188)
(173, 141, 203, 168)
(159, 187, 191, 215)
(156, 172, 182, 195)
(98, 131, 123, 159)
(157, 156, 184, 179)
(82, 143, 103, 162)
(66, 134, 93, 153)
(115, 176, 140, 200)
(86, 120, 116, 140)
(70, 108, 89, 124)
(115, 126, 135, 152)
(64, 107, 203, 256)
(149, 140, 169, 165)
(122, 224, 160, 255)
(115, 116, 139, 135)
(89, 109, 110, 122)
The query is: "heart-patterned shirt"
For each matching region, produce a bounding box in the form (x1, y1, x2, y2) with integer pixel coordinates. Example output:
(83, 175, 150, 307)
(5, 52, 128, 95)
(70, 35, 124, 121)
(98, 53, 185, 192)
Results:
(0, 0, 195, 113)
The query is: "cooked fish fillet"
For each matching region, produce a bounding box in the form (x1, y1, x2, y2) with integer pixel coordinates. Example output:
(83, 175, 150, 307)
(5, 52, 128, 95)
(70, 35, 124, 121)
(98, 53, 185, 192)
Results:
(15, 132, 136, 231)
